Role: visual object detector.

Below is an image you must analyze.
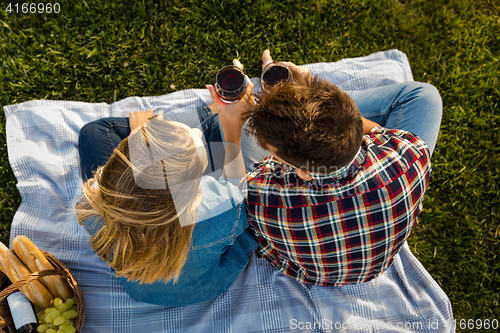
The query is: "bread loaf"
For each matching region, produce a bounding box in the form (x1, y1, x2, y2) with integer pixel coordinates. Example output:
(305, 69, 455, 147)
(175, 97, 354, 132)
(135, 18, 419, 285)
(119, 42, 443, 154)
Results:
(12, 236, 74, 301)
(0, 242, 30, 298)
(0, 242, 31, 299)
(0, 241, 53, 308)
(0, 242, 11, 277)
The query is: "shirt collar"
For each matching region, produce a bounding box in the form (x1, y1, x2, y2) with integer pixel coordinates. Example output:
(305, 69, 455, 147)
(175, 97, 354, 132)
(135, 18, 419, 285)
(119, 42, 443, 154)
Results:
(266, 143, 367, 184)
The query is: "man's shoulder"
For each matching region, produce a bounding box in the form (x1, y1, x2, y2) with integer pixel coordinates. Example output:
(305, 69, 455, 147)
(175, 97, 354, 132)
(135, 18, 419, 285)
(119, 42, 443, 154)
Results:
(366, 127, 430, 158)
(245, 156, 281, 181)
(244, 127, 432, 196)
(357, 127, 432, 189)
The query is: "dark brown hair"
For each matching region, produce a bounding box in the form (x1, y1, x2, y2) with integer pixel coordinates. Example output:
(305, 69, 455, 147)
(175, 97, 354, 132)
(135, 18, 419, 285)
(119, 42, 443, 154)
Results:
(245, 75, 363, 173)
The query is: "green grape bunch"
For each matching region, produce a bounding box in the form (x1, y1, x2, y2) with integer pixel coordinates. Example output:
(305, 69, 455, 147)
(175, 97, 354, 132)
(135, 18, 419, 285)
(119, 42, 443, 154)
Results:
(36, 297, 78, 333)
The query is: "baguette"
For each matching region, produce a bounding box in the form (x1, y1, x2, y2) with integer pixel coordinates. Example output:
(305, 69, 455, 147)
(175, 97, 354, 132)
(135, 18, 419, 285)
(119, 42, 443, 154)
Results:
(0, 242, 31, 299)
(0, 242, 11, 277)
(13, 236, 74, 300)
(0, 242, 53, 308)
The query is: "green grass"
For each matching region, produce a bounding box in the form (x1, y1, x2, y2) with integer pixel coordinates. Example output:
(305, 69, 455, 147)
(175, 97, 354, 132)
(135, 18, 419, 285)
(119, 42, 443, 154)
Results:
(1, 0, 499, 328)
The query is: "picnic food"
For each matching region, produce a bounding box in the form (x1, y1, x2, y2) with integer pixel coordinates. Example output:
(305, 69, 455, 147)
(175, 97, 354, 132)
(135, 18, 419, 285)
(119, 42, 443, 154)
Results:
(36, 297, 78, 333)
(0, 241, 53, 308)
(0, 237, 83, 332)
(13, 236, 74, 301)
(0, 242, 31, 302)
(6, 291, 37, 332)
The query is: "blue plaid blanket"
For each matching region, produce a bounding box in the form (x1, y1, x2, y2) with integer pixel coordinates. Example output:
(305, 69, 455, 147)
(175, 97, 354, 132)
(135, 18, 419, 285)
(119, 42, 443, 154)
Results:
(4, 49, 453, 332)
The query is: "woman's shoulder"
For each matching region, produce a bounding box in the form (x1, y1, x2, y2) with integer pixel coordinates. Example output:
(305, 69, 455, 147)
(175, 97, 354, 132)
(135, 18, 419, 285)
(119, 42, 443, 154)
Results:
(189, 176, 248, 249)
(196, 175, 244, 220)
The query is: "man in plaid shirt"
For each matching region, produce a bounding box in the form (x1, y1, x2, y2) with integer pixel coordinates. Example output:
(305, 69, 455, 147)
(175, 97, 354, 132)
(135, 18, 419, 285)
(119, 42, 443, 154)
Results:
(242, 51, 442, 286)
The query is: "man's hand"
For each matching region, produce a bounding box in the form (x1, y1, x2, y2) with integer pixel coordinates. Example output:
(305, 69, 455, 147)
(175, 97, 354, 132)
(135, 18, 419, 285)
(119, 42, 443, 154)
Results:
(262, 49, 311, 81)
(361, 117, 380, 135)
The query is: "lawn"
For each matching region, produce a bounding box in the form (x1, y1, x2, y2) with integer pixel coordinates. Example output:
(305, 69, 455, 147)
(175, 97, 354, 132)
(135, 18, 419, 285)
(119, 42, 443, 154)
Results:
(1, 0, 498, 330)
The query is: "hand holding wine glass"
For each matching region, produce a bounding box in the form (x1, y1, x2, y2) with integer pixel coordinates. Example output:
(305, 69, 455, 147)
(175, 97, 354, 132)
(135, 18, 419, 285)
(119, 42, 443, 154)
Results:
(261, 49, 311, 83)
(214, 59, 248, 103)
(207, 72, 254, 133)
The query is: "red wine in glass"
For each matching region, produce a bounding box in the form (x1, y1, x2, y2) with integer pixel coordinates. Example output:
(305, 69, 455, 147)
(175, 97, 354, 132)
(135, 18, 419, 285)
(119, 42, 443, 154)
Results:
(261, 62, 291, 91)
(215, 65, 247, 103)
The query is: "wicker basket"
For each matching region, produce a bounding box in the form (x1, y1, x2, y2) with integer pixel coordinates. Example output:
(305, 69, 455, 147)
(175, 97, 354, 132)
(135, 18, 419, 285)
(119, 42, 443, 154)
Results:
(0, 250, 85, 333)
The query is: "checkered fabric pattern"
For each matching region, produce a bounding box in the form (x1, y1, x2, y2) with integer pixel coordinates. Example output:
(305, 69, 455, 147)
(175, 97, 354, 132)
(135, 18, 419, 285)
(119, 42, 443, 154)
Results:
(245, 127, 431, 286)
(4, 50, 454, 332)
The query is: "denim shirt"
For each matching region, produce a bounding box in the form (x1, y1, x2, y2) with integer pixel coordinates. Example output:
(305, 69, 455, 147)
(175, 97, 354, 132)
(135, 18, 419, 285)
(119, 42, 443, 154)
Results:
(79, 175, 257, 307)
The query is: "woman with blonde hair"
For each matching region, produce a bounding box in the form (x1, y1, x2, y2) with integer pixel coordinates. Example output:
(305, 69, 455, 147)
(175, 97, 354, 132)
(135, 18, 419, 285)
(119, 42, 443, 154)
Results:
(75, 72, 257, 307)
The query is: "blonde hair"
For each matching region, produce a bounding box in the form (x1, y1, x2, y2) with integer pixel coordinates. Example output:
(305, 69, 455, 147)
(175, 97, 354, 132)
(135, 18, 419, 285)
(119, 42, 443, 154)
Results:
(75, 118, 205, 284)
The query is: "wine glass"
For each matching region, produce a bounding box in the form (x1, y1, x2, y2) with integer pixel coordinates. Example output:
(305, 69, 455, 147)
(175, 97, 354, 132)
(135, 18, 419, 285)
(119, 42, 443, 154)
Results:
(214, 65, 247, 103)
(261, 62, 291, 91)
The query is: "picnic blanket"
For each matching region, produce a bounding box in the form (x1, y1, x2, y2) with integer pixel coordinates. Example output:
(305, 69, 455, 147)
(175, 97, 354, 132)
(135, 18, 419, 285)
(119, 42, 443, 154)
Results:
(4, 49, 454, 332)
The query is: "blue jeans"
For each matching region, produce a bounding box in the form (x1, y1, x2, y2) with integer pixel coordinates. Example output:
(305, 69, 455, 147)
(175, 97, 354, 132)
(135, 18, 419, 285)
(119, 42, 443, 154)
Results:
(348, 81, 442, 154)
(78, 106, 223, 180)
(240, 82, 442, 170)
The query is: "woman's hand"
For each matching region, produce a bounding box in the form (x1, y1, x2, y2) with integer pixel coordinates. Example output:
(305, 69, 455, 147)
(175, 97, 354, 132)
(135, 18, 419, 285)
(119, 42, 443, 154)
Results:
(207, 59, 254, 141)
(207, 59, 252, 178)
(129, 110, 164, 135)
(129, 109, 154, 133)
(207, 80, 254, 132)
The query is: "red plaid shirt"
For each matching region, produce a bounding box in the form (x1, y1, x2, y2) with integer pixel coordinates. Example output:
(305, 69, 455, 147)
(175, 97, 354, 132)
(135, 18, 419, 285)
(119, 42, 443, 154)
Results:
(243, 127, 431, 286)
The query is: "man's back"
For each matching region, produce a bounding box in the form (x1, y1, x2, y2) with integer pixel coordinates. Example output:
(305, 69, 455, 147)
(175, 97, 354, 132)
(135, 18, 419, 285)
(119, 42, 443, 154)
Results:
(245, 127, 431, 286)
